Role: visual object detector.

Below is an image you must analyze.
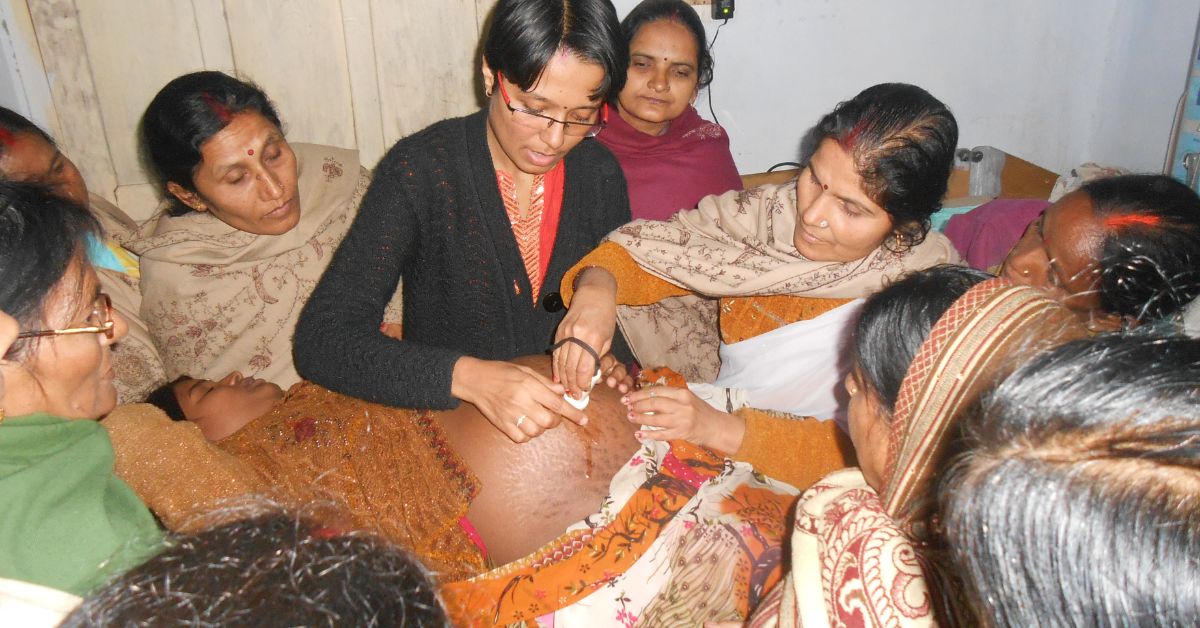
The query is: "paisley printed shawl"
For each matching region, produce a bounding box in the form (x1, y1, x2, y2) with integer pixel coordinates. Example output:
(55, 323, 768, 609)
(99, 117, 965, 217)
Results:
(608, 183, 960, 380)
(608, 182, 959, 298)
(127, 143, 389, 387)
(747, 280, 1087, 627)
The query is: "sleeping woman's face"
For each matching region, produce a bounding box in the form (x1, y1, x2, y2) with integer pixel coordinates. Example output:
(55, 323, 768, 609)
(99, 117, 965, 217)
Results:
(173, 371, 284, 441)
(166, 112, 301, 236)
(793, 139, 894, 262)
(1001, 192, 1111, 326)
(845, 367, 890, 492)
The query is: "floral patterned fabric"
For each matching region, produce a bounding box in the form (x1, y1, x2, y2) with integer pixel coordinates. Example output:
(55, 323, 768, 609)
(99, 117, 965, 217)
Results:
(128, 143, 398, 387)
(748, 469, 937, 628)
(443, 439, 799, 627)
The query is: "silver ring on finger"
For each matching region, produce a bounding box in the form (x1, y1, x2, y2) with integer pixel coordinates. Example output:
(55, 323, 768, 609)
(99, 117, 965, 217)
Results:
(515, 414, 527, 428)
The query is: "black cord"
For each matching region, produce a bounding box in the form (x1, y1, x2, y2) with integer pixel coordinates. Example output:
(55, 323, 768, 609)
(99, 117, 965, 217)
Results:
(767, 161, 802, 172)
(706, 19, 728, 126)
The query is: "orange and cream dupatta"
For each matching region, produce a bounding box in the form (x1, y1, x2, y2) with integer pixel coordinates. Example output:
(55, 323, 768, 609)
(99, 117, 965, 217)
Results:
(606, 183, 959, 381)
(748, 280, 1085, 627)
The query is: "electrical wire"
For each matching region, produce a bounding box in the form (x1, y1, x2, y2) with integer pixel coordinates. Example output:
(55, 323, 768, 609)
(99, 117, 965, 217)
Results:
(706, 18, 728, 126)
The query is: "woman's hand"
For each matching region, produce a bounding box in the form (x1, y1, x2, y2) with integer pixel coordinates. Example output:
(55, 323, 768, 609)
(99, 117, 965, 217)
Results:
(623, 386, 747, 454)
(598, 352, 633, 394)
(452, 356, 587, 443)
(553, 267, 618, 398)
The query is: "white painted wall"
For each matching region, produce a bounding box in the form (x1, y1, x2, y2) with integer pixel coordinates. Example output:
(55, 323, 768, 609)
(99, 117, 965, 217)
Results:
(3, 1, 1197, 177)
(615, 0, 1200, 175)
(0, 0, 54, 134)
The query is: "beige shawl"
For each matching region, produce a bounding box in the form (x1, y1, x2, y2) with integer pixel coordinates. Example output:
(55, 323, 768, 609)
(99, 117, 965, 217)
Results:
(128, 143, 389, 387)
(88, 194, 167, 403)
(608, 183, 960, 380)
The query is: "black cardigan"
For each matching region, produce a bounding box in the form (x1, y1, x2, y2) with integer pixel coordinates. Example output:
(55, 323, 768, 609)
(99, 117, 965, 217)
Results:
(294, 110, 630, 409)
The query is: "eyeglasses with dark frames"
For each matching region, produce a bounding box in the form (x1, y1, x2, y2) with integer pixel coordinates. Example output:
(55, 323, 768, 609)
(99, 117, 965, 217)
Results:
(17, 294, 115, 340)
(495, 71, 607, 138)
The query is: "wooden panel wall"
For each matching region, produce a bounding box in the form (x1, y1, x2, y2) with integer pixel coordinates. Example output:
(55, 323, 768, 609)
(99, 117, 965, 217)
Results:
(24, 0, 501, 220)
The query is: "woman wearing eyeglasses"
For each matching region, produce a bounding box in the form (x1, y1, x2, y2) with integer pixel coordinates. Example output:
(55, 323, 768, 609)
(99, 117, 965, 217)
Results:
(0, 106, 166, 405)
(0, 181, 160, 595)
(295, 0, 632, 443)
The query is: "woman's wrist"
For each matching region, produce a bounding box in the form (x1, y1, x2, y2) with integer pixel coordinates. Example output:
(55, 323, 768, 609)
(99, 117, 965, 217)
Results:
(450, 356, 483, 403)
(573, 266, 617, 294)
(706, 410, 748, 455)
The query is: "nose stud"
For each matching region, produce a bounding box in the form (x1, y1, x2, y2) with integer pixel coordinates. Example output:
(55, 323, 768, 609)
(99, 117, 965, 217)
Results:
(1021, 269, 1030, 277)
(818, 219, 829, 228)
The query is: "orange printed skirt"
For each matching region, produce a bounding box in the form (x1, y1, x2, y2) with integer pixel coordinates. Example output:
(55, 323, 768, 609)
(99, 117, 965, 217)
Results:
(444, 439, 799, 626)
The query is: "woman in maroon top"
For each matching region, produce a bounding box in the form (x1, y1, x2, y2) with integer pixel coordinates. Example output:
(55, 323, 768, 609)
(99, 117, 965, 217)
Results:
(598, 0, 742, 220)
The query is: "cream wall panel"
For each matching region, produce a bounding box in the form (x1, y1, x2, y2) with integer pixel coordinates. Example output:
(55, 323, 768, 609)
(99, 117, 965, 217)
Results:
(371, 0, 483, 143)
(224, 0, 355, 151)
(25, 0, 497, 216)
(190, 0, 235, 73)
(74, 0, 207, 191)
(475, 0, 499, 32)
(1, 0, 59, 136)
(340, 0, 385, 168)
(27, 0, 117, 202)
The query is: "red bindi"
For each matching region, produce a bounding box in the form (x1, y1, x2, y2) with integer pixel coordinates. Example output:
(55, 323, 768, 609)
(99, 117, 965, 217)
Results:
(247, 148, 254, 156)
(822, 183, 829, 191)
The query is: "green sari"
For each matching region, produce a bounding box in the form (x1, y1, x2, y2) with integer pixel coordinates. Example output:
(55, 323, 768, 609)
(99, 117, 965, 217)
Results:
(0, 414, 161, 595)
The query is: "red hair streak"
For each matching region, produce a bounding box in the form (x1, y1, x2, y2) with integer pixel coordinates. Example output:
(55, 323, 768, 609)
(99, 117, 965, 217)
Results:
(1103, 214, 1162, 230)
(200, 93, 234, 123)
(839, 120, 868, 150)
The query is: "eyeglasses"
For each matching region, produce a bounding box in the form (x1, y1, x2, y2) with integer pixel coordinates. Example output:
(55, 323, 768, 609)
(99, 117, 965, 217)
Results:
(495, 71, 607, 138)
(17, 294, 115, 340)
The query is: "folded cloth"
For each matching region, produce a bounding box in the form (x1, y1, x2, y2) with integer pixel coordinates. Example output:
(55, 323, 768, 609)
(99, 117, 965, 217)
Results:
(943, 198, 1050, 271)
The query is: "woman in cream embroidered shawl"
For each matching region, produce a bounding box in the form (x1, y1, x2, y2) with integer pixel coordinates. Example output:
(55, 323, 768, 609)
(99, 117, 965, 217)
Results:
(555, 83, 961, 485)
(130, 71, 397, 387)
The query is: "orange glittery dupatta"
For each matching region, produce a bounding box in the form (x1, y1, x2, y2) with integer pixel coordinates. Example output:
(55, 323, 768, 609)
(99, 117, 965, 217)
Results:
(218, 382, 487, 580)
